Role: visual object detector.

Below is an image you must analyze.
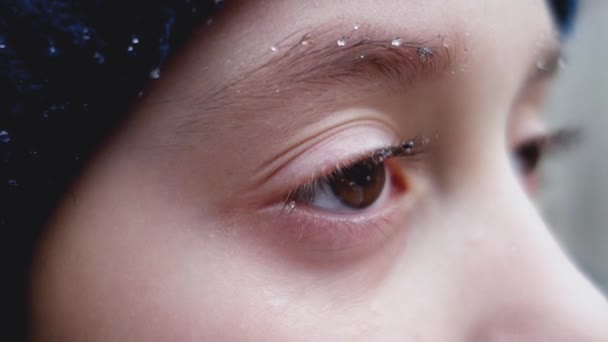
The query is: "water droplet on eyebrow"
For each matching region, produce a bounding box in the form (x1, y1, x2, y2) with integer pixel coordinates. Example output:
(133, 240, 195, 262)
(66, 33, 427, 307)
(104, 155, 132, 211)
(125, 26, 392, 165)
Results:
(270, 46, 278, 52)
(416, 47, 433, 62)
(391, 38, 404, 47)
(337, 37, 347, 47)
(0, 130, 10, 144)
(149, 67, 161, 79)
(536, 59, 549, 71)
(360, 55, 365, 59)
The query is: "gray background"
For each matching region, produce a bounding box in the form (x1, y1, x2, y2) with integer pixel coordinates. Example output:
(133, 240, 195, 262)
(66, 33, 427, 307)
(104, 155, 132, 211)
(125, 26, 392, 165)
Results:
(542, 0, 608, 294)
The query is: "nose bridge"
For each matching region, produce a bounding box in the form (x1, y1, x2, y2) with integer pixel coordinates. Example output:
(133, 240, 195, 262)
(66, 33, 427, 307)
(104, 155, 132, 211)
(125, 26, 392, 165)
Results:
(458, 171, 608, 340)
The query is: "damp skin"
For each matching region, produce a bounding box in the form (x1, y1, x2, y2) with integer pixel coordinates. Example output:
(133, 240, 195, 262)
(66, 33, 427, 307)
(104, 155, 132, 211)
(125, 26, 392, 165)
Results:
(29, 1, 608, 341)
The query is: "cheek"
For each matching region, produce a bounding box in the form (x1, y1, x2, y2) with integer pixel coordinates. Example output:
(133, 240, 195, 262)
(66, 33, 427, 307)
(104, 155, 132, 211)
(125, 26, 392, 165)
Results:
(29, 196, 396, 341)
(30, 209, 279, 340)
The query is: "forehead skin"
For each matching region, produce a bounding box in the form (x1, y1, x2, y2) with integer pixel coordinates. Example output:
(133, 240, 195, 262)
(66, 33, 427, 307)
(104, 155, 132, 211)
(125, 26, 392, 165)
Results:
(30, 1, 608, 342)
(123, 0, 557, 186)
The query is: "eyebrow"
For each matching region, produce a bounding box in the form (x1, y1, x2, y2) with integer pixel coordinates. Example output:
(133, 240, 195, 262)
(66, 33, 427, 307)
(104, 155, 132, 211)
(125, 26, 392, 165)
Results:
(178, 25, 560, 133)
(530, 43, 563, 83)
(187, 26, 460, 116)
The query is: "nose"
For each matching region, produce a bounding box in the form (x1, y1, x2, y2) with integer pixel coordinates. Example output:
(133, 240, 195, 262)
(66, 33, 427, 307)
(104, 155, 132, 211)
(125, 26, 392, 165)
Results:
(462, 172, 608, 341)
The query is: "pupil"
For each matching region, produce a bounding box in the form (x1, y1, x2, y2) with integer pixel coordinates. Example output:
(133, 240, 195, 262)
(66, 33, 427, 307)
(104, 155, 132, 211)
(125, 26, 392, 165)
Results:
(330, 160, 386, 209)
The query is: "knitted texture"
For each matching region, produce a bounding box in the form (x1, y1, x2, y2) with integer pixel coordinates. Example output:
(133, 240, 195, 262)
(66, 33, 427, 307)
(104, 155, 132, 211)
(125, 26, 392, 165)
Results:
(0, 1, 221, 338)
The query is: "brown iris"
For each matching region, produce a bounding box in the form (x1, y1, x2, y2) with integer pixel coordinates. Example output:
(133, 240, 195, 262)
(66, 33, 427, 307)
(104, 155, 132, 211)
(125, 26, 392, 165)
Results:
(329, 160, 386, 209)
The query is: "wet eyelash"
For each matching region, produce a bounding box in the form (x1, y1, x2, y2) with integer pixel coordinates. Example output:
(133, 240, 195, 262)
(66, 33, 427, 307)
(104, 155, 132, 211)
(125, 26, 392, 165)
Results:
(283, 136, 427, 211)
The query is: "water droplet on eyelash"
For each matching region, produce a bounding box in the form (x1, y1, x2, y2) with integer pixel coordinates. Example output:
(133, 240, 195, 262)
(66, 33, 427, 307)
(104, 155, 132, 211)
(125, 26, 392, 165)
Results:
(270, 46, 278, 52)
(366, 176, 372, 181)
(353, 24, 360, 30)
(149, 67, 161, 79)
(337, 37, 347, 47)
(301, 40, 310, 46)
(391, 38, 404, 47)
(131, 36, 140, 44)
(402, 140, 414, 152)
(127, 45, 134, 52)
(417, 47, 433, 62)
(288, 201, 296, 210)
(206, 17, 214, 26)
(348, 181, 356, 187)
(360, 55, 365, 59)
(0, 42, 6, 49)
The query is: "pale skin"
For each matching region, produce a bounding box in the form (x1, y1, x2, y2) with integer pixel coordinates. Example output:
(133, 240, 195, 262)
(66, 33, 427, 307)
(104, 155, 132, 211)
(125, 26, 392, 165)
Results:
(29, 0, 608, 341)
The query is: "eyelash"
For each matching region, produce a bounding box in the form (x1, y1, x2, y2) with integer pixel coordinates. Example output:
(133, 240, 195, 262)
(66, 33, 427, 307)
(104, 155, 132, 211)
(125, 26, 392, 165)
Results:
(283, 137, 425, 212)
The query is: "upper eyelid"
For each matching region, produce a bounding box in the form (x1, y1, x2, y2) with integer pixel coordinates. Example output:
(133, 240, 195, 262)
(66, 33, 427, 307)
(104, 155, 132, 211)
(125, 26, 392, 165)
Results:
(285, 137, 428, 202)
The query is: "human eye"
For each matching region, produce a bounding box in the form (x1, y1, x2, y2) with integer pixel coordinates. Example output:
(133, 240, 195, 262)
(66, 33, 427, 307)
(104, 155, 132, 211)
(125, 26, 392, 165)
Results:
(266, 137, 427, 254)
(286, 140, 418, 213)
(512, 135, 548, 177)
(511, 127, 578, 193)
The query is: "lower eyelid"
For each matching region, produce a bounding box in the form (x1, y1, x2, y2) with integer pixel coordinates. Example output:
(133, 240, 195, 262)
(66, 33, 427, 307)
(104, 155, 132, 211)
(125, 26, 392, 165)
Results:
(253, 171, 416, 260)
(259, 202, 405, 257)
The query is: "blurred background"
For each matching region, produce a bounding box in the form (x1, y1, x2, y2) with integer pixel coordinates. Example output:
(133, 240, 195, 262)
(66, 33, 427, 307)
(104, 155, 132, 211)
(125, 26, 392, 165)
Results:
(542, 0, 608, 294)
